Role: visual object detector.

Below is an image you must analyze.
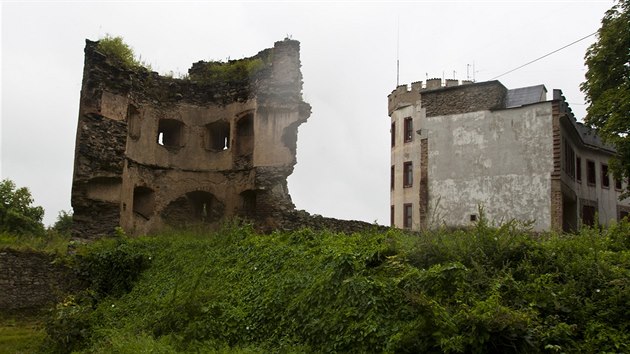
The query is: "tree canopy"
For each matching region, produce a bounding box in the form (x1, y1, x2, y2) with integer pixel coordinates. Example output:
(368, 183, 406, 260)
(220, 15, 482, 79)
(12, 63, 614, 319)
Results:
(0, 179, 45, 235)
(581, 0, 630, 192)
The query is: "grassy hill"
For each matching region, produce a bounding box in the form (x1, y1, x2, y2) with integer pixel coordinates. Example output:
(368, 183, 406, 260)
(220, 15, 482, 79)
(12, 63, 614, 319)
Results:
(11, 218, 630, 353)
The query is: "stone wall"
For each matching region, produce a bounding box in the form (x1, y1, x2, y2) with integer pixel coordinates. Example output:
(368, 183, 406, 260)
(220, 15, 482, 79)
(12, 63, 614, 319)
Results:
(0, 249, 81, 311)
(72, 39, 311, 239)
(421, 80, 507, 117)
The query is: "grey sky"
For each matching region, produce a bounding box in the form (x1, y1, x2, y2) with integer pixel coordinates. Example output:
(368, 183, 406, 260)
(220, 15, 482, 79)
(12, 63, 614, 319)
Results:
(1, 1, 614, 226)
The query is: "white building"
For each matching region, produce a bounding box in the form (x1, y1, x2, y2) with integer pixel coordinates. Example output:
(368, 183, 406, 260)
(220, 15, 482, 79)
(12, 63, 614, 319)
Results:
(388, 79, 630, 232)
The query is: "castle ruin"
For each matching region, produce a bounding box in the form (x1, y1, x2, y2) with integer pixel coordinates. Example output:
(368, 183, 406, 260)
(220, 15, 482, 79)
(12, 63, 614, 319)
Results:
(71, 39, 311, 238)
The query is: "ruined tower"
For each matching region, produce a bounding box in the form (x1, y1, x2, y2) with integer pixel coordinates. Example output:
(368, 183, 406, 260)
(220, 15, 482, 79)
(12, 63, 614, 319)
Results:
(71, 39, 311, 238)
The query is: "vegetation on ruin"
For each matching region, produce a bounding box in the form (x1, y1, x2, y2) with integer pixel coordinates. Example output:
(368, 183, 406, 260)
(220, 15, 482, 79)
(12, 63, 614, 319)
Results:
(191, 49, 272, 84)
(581, 0, 630, 196)
(37, 218, 630, 353)
(96, 34, 152, 71)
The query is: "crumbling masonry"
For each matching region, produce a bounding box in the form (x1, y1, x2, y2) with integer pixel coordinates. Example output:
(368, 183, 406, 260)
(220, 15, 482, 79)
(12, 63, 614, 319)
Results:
(71, 39, 311, 238)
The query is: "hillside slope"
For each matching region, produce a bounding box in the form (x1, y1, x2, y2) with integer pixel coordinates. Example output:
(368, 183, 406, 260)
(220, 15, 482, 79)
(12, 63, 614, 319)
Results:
(44, 219, 630, 353)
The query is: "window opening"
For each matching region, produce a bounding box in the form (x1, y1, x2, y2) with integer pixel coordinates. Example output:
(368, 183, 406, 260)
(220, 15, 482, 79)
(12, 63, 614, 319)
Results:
(240, 190, 257, 217)
(391, 122, 395, 147)
(576, 157, 582, 183)
(133, 186, 155, 219)
(562, 138, 575, 179)
(390, 165, 395, 190)
(615, 178, 623, 190)
(403, 203, 412, 229)
(587, 160, 596, 186)
(404, 117, 413, 143)
(390, 205, 394, 227)
(582, 205, 596, 227)
(157, 119, 184, 148)
(470, 214, 477, 222)
(236, 114, 254, 154)
(601, 164, 610, 188)
(206, 121, 230, 151)
(403, 162, 413, 187)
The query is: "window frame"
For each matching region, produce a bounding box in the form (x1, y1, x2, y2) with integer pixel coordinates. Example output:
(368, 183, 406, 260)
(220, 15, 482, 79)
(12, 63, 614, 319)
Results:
(586, 159, 596, 186)
(403, 161, 413, 188)
(403, 203, 412, 229)
(601, 163, 610, 189)
(390, 165, 395, 190)
(404, 117, 413, 143)
(391, 122, 395, 148)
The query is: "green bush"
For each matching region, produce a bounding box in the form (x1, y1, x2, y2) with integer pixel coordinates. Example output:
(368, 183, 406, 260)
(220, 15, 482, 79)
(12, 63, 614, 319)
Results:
(96, 34, 148, 70)
(43, 220, 630, 353)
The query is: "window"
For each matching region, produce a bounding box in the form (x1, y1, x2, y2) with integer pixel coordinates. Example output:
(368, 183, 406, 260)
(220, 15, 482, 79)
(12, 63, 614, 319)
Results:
(587, 160, 596, 186)
(620, 210, 629, 221)
(403, 162, 413, 187)
(601, 164, 610, 188)
(562, 138, 575, 179)
(133, 186, 155, 219)
(615, 178, 623, 190)
(391, 122, 395, 147)
(404, 117, 413, 143)
(576, 157, 582, 183)
(390, 205, 394, 226)
(157, 119, 184, 148)
(403, 203, 412, 229)
(206, 121, 230, 151)
(582, 205, 596, 227)
(390, 165, 395, 190)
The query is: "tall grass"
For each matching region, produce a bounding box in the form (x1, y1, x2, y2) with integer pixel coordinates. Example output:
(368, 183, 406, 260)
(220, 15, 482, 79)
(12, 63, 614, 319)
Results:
(42, 219, 630, 353)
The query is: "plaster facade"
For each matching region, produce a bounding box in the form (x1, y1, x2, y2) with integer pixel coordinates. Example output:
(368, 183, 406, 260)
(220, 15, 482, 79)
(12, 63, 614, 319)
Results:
(388, 80, 630, 232)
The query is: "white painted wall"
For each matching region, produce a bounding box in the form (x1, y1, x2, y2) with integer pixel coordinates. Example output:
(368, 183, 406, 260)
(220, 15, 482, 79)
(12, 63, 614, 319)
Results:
(424, 103, 554, 231)
(390, 103, 422, 228)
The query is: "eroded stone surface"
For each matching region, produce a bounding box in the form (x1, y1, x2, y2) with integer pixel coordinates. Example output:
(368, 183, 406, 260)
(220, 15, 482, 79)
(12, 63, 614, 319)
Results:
(72, 39, 311, 238)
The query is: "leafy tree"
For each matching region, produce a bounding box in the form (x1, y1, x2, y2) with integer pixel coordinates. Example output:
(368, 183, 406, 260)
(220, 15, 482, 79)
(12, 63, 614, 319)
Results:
(581, 0, 630, 193)
(0, 179, 45, 235)
(51, 210, 73, 236)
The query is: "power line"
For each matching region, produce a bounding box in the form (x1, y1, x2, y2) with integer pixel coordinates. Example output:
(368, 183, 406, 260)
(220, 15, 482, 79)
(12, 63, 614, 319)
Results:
(491, 32, 597, 80)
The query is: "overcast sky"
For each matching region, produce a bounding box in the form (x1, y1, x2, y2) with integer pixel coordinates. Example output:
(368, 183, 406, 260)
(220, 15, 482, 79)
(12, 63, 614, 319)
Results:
(1, 0, 614, 226)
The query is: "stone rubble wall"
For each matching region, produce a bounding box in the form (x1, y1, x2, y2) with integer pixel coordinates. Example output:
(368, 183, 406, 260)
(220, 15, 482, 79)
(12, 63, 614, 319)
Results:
(0, 248, 82, 311)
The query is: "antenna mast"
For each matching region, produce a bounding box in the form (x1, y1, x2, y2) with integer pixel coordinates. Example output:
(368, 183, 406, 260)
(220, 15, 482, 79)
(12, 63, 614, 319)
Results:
(396, 16, 400, 87)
